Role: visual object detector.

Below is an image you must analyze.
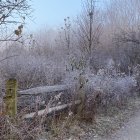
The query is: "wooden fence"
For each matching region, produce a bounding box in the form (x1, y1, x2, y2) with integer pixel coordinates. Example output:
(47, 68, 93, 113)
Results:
(3, 77, 85, 118)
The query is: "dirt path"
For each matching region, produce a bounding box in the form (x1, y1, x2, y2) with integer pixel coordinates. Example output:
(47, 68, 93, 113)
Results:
(109, 111, 140, 140)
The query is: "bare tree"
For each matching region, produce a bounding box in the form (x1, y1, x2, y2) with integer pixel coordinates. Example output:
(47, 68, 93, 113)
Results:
(0, 0, 31, 42)
(99, 0, 140, 71)
(111, 0, 140, 67)
(76, 0, 102, 67)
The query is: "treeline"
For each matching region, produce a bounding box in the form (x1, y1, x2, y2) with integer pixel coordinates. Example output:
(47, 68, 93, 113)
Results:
(0, 0, 139, 89)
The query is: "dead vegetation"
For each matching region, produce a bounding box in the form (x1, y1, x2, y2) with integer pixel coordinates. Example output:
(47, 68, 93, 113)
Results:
(0, 0, 140, 139)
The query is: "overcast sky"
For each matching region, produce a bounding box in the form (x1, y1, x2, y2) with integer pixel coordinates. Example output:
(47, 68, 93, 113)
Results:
(26, 0, 106, 32)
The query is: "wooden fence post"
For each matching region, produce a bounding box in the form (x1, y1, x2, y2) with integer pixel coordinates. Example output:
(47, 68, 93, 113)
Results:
(77, 73, 87, 117)
(4, 78, 17, 117)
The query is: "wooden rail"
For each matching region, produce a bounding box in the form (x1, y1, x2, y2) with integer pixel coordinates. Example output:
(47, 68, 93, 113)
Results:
(23, 100, 81, 119)
(18, 85, 70, 95)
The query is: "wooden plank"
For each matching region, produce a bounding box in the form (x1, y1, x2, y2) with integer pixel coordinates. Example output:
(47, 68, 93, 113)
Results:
(18, 85, 70, 95)
(23, 100, 81, 119)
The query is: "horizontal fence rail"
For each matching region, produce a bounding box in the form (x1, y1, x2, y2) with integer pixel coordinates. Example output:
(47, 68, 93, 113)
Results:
(23, 100, 81, 119)
(18, 85, 70, 96)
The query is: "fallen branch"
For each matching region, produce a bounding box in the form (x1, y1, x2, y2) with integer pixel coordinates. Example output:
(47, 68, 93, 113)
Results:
(23, 100, 81, 119)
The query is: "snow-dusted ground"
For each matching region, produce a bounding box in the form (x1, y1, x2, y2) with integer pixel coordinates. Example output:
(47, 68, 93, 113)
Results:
(109, 111, 140, 140)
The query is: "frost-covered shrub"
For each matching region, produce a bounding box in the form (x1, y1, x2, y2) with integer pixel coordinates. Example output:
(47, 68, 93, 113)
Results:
(86, 67, 137, 107)
(0, 41, 138, 111)
(133, 64, 140, 89)
(64, 58, 137, 109)
(0, 45, 67, 90)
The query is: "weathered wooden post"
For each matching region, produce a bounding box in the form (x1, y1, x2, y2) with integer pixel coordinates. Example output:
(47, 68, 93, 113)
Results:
(4, 78, 17, 117)
(77, 73, 87, 117)
(77, 73, 96, 122)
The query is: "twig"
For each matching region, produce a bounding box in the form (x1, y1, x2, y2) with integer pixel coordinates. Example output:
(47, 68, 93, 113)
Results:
(0, 55, 19, 63)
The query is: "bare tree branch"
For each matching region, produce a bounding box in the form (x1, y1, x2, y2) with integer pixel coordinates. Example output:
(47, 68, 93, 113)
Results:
(0, 0, 31, 42)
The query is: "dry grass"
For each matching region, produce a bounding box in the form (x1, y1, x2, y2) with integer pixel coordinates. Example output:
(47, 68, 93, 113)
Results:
(1, 91, 140, 140)
(0, 112, 46, 140)
(43, 95, 140, 140)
